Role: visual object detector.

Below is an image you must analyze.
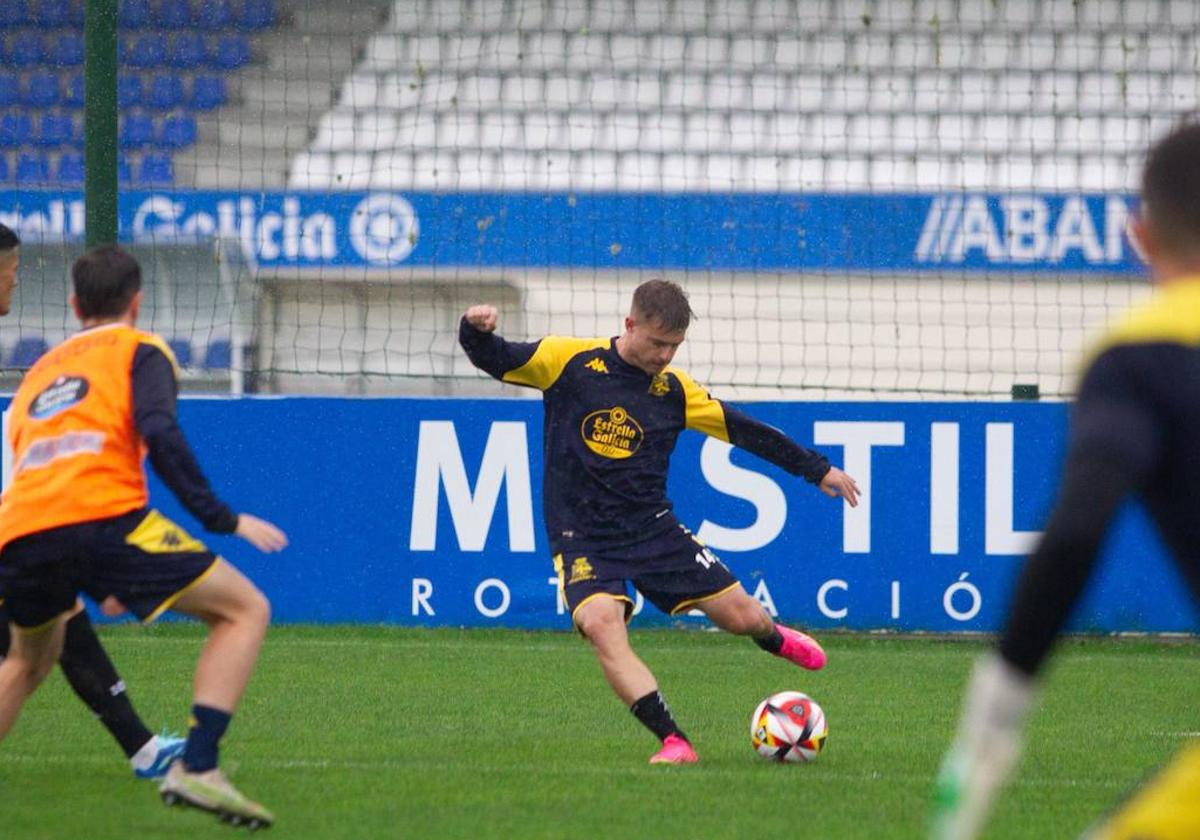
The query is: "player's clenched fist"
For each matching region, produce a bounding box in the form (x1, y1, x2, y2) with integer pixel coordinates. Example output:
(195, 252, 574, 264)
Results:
(465, 304, 498, 333)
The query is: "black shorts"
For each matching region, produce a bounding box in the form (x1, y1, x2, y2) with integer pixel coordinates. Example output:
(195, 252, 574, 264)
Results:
(0, 508, 220, 630)
(554, 524, 740, 626)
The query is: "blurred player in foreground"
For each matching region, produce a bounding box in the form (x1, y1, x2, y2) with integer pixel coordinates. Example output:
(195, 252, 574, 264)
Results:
(0, 223, 185, 779)
(930, 123, 1200, 840)
(461, 279, 859, 764)
(0, 246, 287, 828)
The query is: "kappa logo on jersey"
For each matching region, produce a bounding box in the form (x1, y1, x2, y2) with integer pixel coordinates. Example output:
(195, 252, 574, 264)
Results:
(648, 373, 670, 396)
(585, 357, 608, 374)
(568, 556, 596, 584)
(29, 375, 89, 420)
(580, 406, 644, 459)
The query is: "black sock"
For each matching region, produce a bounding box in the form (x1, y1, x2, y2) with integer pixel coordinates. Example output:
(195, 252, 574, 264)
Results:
(58, 611, 153, 758)
(630, 691, 686, 742)
(754, 625, 784, 654)
(183, 704, 232, 772)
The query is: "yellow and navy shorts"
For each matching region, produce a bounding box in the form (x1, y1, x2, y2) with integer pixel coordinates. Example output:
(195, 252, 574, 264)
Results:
(0, 508, 219, 630)
(554, 524, 739, 627)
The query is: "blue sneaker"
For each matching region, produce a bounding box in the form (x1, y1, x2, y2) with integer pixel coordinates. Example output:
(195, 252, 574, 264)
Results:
(134, 732, 187, 780)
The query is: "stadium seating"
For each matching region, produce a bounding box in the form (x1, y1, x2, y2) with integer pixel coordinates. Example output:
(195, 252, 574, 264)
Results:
(287, 0, 1198, 192)
(7, 336, 49, 367)
(0, 0, 273, 187)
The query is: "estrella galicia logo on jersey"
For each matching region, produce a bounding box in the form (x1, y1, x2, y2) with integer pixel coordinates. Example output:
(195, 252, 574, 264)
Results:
(29, 375, 89, 420)
(581, 406, 644, 459)
(648, 373, 670, 396)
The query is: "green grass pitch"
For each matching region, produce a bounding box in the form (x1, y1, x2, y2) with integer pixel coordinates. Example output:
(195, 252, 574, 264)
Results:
(2, 625, 1197, 839)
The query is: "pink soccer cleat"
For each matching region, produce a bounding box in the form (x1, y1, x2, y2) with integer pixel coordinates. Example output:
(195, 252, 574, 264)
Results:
(649, 734, 699, 765)
(776, 625, 827, 670)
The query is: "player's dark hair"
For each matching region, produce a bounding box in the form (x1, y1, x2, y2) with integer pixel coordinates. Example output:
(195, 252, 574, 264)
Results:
(1142, 120, 1200, 260)
(71, 245, 142, 318)
(0, 222, 19, 252)
(631, 279, 694, 333)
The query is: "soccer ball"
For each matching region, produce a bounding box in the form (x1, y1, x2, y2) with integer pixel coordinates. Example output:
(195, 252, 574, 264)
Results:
(750, 690, 828, 763)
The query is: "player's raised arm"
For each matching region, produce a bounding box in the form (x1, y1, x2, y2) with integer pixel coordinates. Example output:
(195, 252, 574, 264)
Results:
(674, 367, 860, 507)
(132, 340, 287, 553)
(459, 305, 604, 391)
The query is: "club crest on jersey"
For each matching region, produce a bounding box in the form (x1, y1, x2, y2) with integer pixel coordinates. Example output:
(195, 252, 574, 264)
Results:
(568, 556, 596, 584)
(585, 357, 608, 374)
(29, 375, 89, 419)
(648, 373, 670, 396)
(580, 406, 644, 459)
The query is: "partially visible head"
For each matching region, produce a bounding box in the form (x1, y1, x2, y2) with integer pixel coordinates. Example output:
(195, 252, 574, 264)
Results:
(1133, 120, 1200, 277)
(0, 222, 20, 316)
(620, 279, 695, 375)
(71, 245, 142, 323)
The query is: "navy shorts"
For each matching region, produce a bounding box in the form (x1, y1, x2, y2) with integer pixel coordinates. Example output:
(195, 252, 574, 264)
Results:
(554, 524, 740, 626)
(0, 508, 220, 630)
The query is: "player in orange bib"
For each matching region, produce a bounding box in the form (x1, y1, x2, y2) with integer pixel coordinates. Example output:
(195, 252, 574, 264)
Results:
(0, 245, 287, 828)
(0, 223, 186, 779)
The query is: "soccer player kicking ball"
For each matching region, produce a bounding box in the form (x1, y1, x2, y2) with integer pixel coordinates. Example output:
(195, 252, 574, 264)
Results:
(930, 122, 1200, 840)
(461, 280, 859, 764)
(0, 246, 287, 828)
(0, 223, 184, 779)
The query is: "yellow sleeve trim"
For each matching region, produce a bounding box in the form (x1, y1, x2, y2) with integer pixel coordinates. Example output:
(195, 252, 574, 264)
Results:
(502, 336, 609, 390)
(137, 332, 182, 380)
(668, 366, 729, 442)
(1083, 279, 1200, 372)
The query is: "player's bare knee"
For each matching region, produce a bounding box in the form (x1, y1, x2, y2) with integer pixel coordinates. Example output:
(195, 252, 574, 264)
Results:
(239, 586, 271, 630)
(577, 607, 624, 647)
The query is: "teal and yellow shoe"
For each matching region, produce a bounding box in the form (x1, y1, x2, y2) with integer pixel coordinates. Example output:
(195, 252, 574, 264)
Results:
(134, 732, 187, 780)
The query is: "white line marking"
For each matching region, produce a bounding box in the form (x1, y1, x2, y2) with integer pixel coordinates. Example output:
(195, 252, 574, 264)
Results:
(0, 753, 1131, 789)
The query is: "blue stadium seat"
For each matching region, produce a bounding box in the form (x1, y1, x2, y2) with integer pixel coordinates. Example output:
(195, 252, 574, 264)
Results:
(211, 34, 251, 69)
(0, 153, 8, 181)
(15, 152, 49, 185)
(168, 31, 206, 68)
(57, 151, 84, 183)
(6, 33, 44, 68)
(156, 0, 191, 29)
(237, 0, 275, 30)
(117, 73, 143, 107)
(0, 75, 20, 107)
(195, 0, 234, 31)
(23, 71, 60, 107)
(138, 152, 173, 184)
(0, 2, 32, 28)
(47, 32, 84, 67)
(33, 0, 70, 28)
(158, 113, 196, 148)
(119, 112, 154, 147)
(147, 73, 183, 109)
(203, 339, 231, 370)
(8, 337, 50, 367)
(117, 153, 132, 184)
(167, 338, 193, 367)
(189, 75, 226, 110)
(126, 33, 167, 68)
(118, 0, 151, 29)
(37, 112, 74, 147)
(63, 72, 84, 106)
(0, 113, 33, 147)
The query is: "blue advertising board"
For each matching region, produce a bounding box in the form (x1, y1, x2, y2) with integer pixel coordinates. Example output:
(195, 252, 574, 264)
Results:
(4, 397, 1192, 632)
(0, 190, 1142, 274)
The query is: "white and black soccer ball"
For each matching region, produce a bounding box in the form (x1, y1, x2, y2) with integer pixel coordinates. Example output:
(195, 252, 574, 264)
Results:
(750, 690, 828, 763)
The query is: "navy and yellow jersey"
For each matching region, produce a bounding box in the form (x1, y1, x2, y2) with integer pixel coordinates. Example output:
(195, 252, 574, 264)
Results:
(460, 317, 831, 554)
(999, 278, 1200, 676)
(1065, 278, 1200, 551)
